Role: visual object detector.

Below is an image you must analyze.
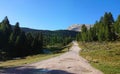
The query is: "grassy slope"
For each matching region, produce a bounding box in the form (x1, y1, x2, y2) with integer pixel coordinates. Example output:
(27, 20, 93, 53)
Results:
(0, 45, 70, 69)
(79, 42, 120, 74)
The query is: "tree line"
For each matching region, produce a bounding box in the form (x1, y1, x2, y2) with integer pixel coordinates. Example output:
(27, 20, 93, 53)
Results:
(0, 16, 44, 60)
(42, 30, 75, 46)
(0, 16, 75, 60)
(76, 12, 120, 42)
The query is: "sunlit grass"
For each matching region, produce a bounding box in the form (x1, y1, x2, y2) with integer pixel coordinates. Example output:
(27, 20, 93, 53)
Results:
(0, 53, 61, 68)
(79, 42, 120, 74)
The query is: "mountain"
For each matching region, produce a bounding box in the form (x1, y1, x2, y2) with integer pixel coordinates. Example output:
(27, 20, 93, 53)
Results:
(67, 24, 92, 32)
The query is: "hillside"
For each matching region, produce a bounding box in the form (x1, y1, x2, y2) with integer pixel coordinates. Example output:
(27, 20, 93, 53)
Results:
(11, 26, 78, 37)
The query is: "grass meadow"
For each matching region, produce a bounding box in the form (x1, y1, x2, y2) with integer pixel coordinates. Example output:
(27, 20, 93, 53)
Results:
(79, 42, 120, 74)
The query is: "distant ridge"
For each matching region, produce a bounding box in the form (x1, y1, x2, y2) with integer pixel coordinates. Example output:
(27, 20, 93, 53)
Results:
(11, 25, 78, 37)
(67, 24, 92, 32)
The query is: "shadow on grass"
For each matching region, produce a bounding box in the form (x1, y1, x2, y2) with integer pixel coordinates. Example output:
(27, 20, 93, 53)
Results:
(0, 66, 74, 74)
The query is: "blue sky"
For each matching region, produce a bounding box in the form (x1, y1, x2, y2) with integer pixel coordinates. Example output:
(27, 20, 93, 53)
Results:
(0, 0, 120, 30)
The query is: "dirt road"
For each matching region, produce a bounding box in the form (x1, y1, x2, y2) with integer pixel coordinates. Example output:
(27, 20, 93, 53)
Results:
(1, 41, 103, 74)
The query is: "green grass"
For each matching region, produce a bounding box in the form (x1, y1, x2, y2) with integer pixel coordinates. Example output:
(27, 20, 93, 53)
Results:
(0, 46, 70, 69)
(79, 42, 120, 74)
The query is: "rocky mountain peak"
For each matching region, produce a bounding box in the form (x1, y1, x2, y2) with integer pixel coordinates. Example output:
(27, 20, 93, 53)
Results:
(67, 24, 92, 32)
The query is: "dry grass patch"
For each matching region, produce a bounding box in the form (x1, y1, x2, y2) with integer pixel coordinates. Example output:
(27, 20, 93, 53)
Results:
(79, 42, 120, 74)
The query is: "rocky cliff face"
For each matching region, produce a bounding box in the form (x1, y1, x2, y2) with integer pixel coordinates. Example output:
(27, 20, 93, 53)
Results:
(67, 24, 92, 32)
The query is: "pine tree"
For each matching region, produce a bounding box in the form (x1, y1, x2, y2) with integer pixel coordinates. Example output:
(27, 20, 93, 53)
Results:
(26, 33, 33, 48)
(98, 23, 105, 41)
(31, 33, 43, 54)
(9, 22, 21, 46)
(81, 25, 88, 42)
(103, 12, 115, 41)
(15, 31, 27, 56)
(0, 16, 12, 35)
(87, 27, 93, 41)
(0, 16, 12, 48)
(114, 15, 120, 39)
(76, 32, 81, 41)
(13, 22, 21, 36)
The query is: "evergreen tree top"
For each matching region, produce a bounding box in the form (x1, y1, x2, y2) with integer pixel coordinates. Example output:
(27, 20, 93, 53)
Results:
(2, 16, 9, 24)
(116, 15, 120, 22)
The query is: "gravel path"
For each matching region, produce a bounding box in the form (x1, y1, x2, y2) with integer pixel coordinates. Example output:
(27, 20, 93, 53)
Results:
(1, 41, 103, 74)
